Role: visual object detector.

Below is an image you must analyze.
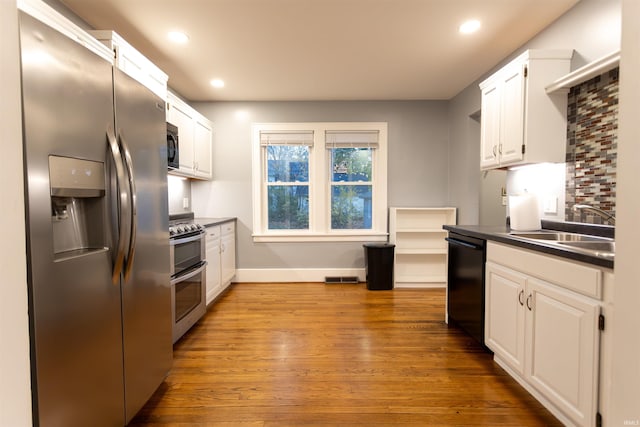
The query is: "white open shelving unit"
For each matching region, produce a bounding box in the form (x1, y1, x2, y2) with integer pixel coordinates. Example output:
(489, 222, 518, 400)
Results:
(389, 207, 457, 288)
(545, 50, 620, 94)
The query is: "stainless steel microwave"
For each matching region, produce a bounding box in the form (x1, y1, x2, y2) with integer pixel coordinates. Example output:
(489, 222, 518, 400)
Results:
(167, 122, 179, 169)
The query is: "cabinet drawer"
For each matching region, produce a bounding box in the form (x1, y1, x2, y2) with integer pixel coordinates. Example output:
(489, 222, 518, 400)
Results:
(206, 225, 221, 241)
(221, 221, 235, 235)
(487, 242, 602, 300)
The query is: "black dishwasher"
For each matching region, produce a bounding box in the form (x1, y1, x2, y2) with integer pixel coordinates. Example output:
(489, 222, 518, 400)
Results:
(445, 232, 487, 348)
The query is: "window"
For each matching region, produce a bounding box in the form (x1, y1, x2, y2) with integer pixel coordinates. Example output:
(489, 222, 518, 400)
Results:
(327, 131, 377, 230)
(252, 123, 388, 242)
(262, 131, 312, 230)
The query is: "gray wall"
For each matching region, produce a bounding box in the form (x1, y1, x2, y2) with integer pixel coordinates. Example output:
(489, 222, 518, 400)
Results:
(480, 170, 508, 226)
(191, 0, 621, 270)
(447, 84, 483, 225)
(191, 101, 449, 269)
(447, 0, 622, 225)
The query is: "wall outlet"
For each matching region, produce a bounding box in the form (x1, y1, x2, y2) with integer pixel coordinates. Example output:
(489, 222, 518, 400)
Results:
(501, 196, 507, 206)
(183, 197, 189, 209)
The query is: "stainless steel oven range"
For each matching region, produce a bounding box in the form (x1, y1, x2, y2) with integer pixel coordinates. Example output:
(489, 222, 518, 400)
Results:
(169, 213, 207, 343)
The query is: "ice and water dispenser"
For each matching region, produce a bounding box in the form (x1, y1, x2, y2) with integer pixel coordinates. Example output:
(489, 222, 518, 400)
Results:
(49, 155, 106, 258)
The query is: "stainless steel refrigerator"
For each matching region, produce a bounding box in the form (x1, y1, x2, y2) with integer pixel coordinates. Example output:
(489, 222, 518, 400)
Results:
(19, 10, 172, 426)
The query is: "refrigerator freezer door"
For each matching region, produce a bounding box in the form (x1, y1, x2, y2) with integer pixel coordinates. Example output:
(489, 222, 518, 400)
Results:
(19, 11, 125, 426)
(113, 68, 172, 423)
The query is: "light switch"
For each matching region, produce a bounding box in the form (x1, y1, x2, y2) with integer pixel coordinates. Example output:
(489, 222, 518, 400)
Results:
(543, 197, 557, 214)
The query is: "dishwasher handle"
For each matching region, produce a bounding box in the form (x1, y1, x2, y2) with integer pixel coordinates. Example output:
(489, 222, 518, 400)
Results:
(445, 237, 484, 251)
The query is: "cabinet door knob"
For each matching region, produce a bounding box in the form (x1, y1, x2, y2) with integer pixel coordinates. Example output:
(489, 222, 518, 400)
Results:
(526, 294, 533, 311)
(518, 289, 525, 306)
(492, 145, 497, 157)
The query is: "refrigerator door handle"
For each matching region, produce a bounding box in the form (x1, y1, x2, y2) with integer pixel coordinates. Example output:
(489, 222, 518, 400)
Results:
(119, 132, 138, 281)
(107, 126, 129, 283)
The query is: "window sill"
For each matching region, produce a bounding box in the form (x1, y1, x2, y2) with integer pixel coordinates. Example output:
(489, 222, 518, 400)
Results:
(252, 232, 389, 243)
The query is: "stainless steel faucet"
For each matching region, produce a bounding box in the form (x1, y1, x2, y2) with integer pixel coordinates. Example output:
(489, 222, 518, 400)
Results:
(572, 204, 616, 225)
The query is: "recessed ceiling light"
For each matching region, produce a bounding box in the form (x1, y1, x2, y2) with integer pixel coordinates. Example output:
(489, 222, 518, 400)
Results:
(459, 19, 481, 35)
(235, 110, 249, 121)
(210, 79, 225, 88)
(167, 31, 189, 44)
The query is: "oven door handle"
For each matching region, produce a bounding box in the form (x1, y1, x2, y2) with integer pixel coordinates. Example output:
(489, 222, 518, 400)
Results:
(170, 261, 208, 285)
(170, 232, 205, 246)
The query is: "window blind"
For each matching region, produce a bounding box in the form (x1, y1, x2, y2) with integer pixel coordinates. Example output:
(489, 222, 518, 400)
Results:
(325, 130, 379, 148)
(260, 131, 314, 146)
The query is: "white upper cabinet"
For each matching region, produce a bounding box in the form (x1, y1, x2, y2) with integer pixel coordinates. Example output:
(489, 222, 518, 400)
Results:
(167, 91, 195, 172)
(194, 119, 212, 179)
(19, 0, 114, 64)
(499, 62, 527, 165)
(92, 31, 168, 100)
(480, 82, 502, 168)
(479, 49, 573, 170)
(166, 90, 213, 180)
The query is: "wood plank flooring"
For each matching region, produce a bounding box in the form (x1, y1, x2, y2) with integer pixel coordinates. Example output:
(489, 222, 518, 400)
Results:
(130, 283, 561, 426)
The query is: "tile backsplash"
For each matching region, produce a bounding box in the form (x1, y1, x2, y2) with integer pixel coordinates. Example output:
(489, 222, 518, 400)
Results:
(565, 68, 619, 224)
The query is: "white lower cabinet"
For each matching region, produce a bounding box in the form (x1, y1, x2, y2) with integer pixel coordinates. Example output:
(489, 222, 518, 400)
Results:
(205, 221, 236, 305)
(220, 222, 236, 285)
(486, 242, 604, 427)
(485, 262, 527, 375)
(205, 226, 222, 305)
(526, 277, 599, 426)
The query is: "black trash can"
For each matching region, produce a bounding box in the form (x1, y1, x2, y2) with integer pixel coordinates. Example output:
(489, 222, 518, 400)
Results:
(363, 243, 395, 290)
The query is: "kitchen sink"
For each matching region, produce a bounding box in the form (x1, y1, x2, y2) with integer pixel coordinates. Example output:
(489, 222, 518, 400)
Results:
(558, 241, 616, 252)
(507, 231, 615, 260)
(509, 232, 607, 242)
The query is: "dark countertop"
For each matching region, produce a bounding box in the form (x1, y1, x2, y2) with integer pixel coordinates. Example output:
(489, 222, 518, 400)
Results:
(443, 221, 614, 269)
(195, 217, 236, 228)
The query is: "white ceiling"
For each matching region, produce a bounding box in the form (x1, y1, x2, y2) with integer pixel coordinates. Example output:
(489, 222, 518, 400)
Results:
(59, 0, 579, 102)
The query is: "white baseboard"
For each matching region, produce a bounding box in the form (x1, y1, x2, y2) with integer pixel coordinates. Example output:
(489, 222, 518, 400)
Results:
(235, 268, 366, 283)
(394, 283, 446, 289)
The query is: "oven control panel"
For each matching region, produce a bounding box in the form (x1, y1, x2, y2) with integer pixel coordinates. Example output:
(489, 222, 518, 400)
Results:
(169, 222, 204, 238)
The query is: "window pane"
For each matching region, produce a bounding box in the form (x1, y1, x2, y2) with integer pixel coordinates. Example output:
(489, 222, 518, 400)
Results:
(268, 185, 309, 230)
(267, 146, 309, 182)
(331, 148, 372, 182)
(331, 185, 372, 230)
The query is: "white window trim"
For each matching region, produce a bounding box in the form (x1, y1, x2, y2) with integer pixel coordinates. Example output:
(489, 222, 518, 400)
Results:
(251, 122, 388, 243)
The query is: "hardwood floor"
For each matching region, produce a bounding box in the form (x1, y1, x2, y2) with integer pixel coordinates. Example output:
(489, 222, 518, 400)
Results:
(131, 283, 561, 426)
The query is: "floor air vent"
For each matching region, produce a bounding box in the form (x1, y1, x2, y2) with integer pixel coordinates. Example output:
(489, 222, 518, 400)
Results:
(324, 276, 360, 284)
